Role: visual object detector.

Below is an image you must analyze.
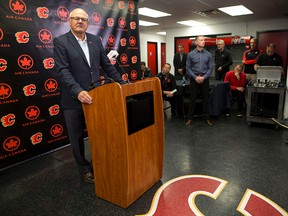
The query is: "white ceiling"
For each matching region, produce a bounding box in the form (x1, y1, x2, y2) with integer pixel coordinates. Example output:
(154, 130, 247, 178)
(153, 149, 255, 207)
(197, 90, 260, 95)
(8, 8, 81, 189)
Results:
(138, 0, 288, 34)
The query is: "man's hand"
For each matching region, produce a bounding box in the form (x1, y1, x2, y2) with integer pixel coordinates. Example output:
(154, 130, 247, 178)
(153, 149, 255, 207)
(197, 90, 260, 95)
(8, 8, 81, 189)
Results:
(77, 91, 92, 104)
(195, 76, 204, 84)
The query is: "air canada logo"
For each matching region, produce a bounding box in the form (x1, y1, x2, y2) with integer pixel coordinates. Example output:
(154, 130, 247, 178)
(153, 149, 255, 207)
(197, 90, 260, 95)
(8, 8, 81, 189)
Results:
(105, 0, 114, 7)
(0, 59, 8, 72)
(37, 7, 49, 19)
(31, 132, 43, 145)
(23, 84, 36, 96)
(107, 18, 114, 27)
(43, 57, 54, 69)
(118, 1, 125, 9)
(92, 0, 99, 4)
(1, 114, 15, 127)
(9, 0, 27, 15)
(15, 31, 29, 43)
(130, 21, 136, 30)
(118, 17, 126, 28)
(131, 55, 137, 64)
(3, 136, 21, 152)
(38, 29, 52, 44)
(49, 104, 60, 116)
(25, 105, 40, 121)
(129, 36, 136, 47)
(57, 6, 69, 21)
(0, 28, 3, 41)
(107, 34, 115, 46)
(130, 70, 138, 80)
(0, 83, 12, 99)
(44, 78, 58, 92)
(128, 1, 135, 12)
(120, 53, 128, 64)
(18, 54, 34, 70)
(50, 124, 63, 137)
(92, 12, 102, 24)
(120, 38, 126, 47)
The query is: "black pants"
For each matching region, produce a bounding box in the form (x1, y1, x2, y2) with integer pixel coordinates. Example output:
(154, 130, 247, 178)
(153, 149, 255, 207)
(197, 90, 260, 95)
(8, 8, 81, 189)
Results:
(231, 90, 244, 112)
(164, 93, 181, 116)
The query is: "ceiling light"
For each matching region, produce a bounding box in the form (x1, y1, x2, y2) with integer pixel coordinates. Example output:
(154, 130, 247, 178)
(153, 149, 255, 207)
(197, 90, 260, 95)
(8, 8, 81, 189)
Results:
(177, 20, 206, 27)
(218, 5, 253, 16)
(139, 7, 171, 18)
(139, 20, 159, 26)
(156, 32, 166, 35)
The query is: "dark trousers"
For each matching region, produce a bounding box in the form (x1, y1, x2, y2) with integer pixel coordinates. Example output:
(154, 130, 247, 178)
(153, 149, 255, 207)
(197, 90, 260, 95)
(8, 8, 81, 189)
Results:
(164, 94, 181, 116)
(187, 78, 210, 119)
(63, 109, 92, 175)
(215, 69, 229, 81)
(231, 90, 244, 112)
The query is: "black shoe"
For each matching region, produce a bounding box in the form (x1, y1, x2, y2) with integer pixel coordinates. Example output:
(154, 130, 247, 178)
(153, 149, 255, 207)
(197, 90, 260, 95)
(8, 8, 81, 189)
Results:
(83, 172, 95, 184)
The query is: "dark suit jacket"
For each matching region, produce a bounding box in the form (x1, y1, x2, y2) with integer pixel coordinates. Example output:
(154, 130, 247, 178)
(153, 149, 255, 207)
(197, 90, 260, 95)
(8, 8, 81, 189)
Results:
(53, 31, 125, 109)
(173, 52, 187, 77)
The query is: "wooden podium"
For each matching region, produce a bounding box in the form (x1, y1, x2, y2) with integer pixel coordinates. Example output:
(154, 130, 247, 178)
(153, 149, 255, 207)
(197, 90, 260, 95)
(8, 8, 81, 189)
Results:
(82, 77, 164, 208)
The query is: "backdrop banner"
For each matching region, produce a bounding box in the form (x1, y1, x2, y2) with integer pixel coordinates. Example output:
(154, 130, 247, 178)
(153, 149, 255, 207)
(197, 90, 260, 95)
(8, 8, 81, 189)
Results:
(0, 0, 141, 170)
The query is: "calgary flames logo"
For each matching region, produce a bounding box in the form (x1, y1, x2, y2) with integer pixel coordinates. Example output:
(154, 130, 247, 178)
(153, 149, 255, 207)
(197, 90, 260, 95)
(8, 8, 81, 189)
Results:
(50, 124, 63, 137)
(1, 113, 15, 127)
(122, 73, 129, 82)
(38, 29, 52, 44)
(37, 7, 49, 19)
(23, 84, 36, 96)
(120, 53, 128, 64)
(92, 0, 100, 4)
(18, 54, 34, 70)
(44, 78, 58, 92)
(130, 21, 136, 30)
(128, 1, 135, 12)
(131, 55, 137, 64)
(118, 1, 125, 9)
(130, 70, 138, 80)
(25, 105, 40, 121)
(30, 132, 43, 145)
(57, 6, 69, 21)
(0, 59, 8, 72)
(92, 12, 102, 25)
(107, 18, 114, 27)
(129, 36, 136, 47)
(107, 34, 115, 46)
(118, 17, 126, 28)
(48, 104, 60, 116)
(120, 38, 126, 47)
(9, 0, 27, 15)
(0, 83, 12, 99)
(15, 31, 29, 43)
(0, 28, 3, 41)
(105, 0, 114, 7)
(43, 57, 54, 69)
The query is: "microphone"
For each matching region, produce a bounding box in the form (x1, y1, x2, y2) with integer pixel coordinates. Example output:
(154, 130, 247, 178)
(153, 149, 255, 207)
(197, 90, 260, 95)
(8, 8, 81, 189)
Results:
(89, 78, 115, 90)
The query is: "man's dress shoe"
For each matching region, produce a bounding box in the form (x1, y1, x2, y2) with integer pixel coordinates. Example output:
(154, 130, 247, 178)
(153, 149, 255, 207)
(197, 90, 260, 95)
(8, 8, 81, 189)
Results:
(206, 119, 213, 126)
(83, 172, 95, 184)
(186, 119, 192, 126)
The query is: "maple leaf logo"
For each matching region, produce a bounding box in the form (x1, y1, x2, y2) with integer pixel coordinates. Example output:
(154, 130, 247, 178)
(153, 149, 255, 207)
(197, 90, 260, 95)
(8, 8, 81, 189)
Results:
(120, 53, 128, 64)
(0, 83, 12, 99)
(3, 136, 21, 152)
(17, 54, 34, 70)
(0, 59, 8, 72)
(130, 70, 138, 80)
(44, 78, 58, 92)
(50, 124, 63, 137)
(38, 29, 52, 44)
(92, 13, 102, 24)
(128, 1, 135, 12)
(129, 36, 136, 47)
(25, 106, 40, 120)
(118, 17, 126, 28)
(57, 7, 69, 20)
(92, 0, 99, 4)
(0, 28, 3, 41)
(107, 34, 115, 46)
(9, 0, 27, 15)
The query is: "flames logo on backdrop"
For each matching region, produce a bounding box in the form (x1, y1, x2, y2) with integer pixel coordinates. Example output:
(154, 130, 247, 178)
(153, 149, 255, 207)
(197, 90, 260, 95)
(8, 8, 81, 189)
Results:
(37, 7, 49, 19)
(15, 31, 29, 43)
(131, 55, 137, 64)
(44, 78, 58, 92)
(105, 0, 114, 7)
(43, 58, 54, 69)
(92, 0, 100, 4)
(130, 21, 136, 30)
(23, 84, 36, 96)
(122, 73, 129, 82)
(107, 18, 114, 27)
(0, 28, 3, 41)
(38, 29, 52, 44)
(0, 83, 12, 99)
(57, 6, 69, 21)
(3, 136, 21, 152)
(9, 0, 27, 15)
(49, 104, 60, 116)
(30, 132, 43, 145)
(118, 17, 126, 28)
(120, 38, 126, 47)
(0, 59, 8, 72)
(50, 124, 63, 137)
(18, 54, 34, 70)
(25, 106, 40, 121)
(1, 114, 15, 127)
(92, 12, 102, 25)
(118, 1, 125, 9)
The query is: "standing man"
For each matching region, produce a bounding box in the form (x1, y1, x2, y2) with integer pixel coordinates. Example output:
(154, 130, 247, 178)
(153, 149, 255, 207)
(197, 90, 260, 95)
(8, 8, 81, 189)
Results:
(242, 38, 263, 81)
(214, 39, 233, 81)
(173, 44, 188, 78)
(53, 8, 126, 184)
(185, 36, 213, 126)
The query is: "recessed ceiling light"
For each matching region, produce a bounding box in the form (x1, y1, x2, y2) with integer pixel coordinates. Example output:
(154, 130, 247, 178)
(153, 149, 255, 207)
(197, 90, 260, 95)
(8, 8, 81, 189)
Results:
(156, 32, 166, 35)
(139, 7, 171, 18)
(139, 20, 159, 26)
(177, 20, 206, 27)
(218, 5, 253, 16)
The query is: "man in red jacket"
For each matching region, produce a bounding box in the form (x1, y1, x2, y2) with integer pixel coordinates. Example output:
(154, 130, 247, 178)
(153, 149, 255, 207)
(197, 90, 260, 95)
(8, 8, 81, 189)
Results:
(224, 64, 246, 117)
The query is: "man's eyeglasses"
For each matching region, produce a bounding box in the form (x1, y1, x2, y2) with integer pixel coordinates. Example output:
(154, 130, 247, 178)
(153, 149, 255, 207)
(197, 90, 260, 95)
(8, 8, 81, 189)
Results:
(70, 17, 88, 22)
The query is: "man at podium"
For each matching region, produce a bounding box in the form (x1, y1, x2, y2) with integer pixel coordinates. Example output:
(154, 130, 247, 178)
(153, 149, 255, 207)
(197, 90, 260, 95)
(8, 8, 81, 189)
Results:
(53, 8, 126, 184)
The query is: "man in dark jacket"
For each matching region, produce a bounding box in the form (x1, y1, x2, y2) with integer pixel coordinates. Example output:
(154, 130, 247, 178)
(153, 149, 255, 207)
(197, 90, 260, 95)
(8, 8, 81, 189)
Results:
(173, 44, 187, 78)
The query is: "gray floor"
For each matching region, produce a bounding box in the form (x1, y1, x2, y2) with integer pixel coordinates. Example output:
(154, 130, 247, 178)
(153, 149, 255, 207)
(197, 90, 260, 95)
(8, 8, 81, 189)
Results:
(1, 111, 288, 215)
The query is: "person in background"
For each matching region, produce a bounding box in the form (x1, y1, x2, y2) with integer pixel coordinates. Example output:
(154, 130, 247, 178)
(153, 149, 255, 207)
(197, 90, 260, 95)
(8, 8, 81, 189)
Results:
(224, 64, 246, 118)
(157, 63, 181, 118)
(140, 61, 152, 79)
(53, 8, 126, 184)
(173, 43, 188, 78)
(214, 39, 233, 81)
(185, 36, 213, 126)
(242, 38, 263, 82)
